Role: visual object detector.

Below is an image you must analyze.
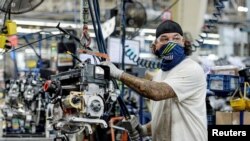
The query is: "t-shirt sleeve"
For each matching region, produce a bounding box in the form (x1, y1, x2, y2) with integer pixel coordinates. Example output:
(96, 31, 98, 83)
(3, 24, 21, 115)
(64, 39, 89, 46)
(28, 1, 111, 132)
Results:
(164, 64, 206, 102)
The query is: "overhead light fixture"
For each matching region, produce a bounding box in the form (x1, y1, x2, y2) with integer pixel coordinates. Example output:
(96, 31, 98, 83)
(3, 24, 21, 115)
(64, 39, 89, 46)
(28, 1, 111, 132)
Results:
(13, 19, 84, 29)
(238, 6, 248, 12)
(144, 35, 155, 41)
(0, 49, 5, 54)
(203, 39, 220, 45)
(25, 48, 34, 54)
(207, 54, 219, 61)
(17, 27, 41, 33)
(118, 27, 155, 34)
(200, 33, 220, 39)
(0, 54, 3, 60)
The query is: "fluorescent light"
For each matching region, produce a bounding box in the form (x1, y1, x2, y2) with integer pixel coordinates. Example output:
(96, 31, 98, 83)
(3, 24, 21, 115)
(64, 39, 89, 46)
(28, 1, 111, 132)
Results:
(13, 19, 85, 29)
(0, 49, 5, 54)
(141, 29, 156, 34)
(200, 33, 220, 39)
(25, 48, 34, 54)
(17, 27, 41, 33)
(203, 39, 220, 45)
(144, 35, 155, 41)
(51, 31, 60, 34)
(207, 54, 219, 61)
(238, 6, 248, 12)
(122, 28, 155, 34)
(89, 32, 95, 37)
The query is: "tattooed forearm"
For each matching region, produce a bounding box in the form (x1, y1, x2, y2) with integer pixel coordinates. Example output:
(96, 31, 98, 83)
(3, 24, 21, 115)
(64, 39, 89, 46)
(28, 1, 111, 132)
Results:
(120, 72, 176, 101)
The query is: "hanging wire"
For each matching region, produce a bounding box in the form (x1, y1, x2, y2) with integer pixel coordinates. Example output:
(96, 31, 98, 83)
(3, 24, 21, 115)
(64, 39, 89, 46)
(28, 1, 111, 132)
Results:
(93, 0, 107, 53)
(192, 0, 228, 50)
(87, 0, 104, 53)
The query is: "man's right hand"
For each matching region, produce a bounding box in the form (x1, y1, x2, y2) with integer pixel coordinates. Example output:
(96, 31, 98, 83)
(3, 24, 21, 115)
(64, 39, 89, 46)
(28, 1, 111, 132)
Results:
(118, 115, 148, 141)
(100, 61, 124, 80)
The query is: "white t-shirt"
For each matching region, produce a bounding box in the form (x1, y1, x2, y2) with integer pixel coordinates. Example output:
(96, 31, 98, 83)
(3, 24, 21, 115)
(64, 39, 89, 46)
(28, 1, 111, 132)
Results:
(151, 58, 208, 141)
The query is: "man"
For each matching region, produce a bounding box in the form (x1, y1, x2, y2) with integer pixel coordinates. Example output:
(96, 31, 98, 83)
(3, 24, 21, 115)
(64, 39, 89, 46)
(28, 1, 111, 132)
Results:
(102, 20, 207, 141)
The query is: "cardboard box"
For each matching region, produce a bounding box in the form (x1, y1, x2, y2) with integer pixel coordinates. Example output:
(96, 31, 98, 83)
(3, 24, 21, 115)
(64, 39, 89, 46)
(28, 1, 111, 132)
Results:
(211, 69, 238, 76)
(216, 111, 250, 125)
(243, 112, 250, 125)
(211, 66, 239, 76)
(215, 112, 240, 125)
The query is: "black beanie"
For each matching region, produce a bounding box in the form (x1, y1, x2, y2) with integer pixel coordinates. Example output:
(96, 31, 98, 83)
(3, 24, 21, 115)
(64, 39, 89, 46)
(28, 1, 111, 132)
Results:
(156, 20, 183, 38)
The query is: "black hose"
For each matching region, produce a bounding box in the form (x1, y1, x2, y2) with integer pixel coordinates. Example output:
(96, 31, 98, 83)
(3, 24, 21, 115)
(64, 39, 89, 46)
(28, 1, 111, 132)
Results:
(87, 0, 103, 53)
(93, 0, 107, 54)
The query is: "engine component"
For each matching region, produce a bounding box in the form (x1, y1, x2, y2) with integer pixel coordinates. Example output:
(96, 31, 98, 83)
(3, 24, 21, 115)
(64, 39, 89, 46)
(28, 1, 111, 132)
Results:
(62, 91, 83, 109)
(2, 73, 47, 136)
(8, 82, 19, 99)
(23, 84, 35, 101)
(44, 64, 118, 137)
(43, 80, 61, 100)
(86, 95, 104, 118)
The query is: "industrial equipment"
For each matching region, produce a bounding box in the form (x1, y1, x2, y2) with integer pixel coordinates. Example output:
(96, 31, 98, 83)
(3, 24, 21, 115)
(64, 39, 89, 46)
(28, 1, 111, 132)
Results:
(43, 63, 120, 140)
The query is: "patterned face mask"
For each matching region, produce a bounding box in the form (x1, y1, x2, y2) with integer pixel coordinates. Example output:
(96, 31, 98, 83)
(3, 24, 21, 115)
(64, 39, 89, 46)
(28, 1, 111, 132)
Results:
(154, 41, 186, 71)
